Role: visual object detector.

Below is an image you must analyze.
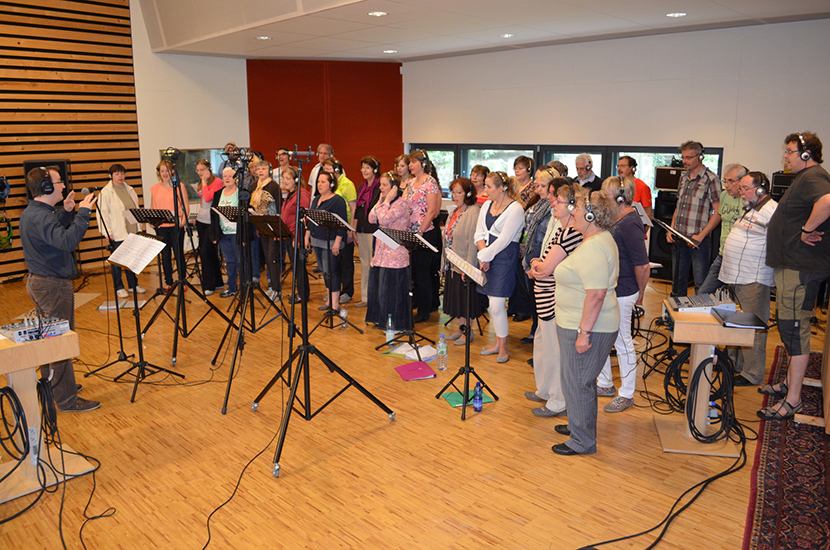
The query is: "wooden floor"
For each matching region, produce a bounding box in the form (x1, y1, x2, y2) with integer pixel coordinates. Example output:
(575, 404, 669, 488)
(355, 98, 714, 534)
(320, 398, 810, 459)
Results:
(0, 261, 825, 549)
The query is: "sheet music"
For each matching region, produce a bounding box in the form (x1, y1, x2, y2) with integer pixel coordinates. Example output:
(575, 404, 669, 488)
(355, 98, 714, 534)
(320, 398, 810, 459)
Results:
(374, 229, 400, 250)
(415, 232, 438, 253)
(445, 248, 486, 286)
(633, 202, 653, 227)
(332, 212, 356, 232)
(211, 207, 237, 231)
(108, 233, 167, 274)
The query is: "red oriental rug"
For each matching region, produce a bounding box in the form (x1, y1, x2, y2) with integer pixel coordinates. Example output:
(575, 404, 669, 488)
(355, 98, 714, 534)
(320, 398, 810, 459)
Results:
(744, 346, 830, 549)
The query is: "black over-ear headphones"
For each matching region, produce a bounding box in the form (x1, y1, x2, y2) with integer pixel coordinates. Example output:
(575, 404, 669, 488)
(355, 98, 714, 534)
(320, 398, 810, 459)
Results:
(39, 167, 54, 195)
(584, 192, 596, 223)
(797, 134, 812, 161)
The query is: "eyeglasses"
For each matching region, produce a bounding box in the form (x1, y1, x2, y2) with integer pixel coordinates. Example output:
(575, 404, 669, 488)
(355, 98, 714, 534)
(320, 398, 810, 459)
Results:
(616, 164, 629, 168)
(722, 178, 739, 184)
(681, 154, 698, 161)
(783, 150, 799, 156)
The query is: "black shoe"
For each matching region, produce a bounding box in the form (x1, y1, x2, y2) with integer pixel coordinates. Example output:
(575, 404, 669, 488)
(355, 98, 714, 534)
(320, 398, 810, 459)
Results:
(527, 358, 534, 368)
(552, 443, 580, 455)
(513, 314, 531, 322)
(733, 375, 756, 387)
(554, 424, 571, 436)
(520, 335, 534, 344)
(413, 313, 431, 323)
(58, 397, 100, 412)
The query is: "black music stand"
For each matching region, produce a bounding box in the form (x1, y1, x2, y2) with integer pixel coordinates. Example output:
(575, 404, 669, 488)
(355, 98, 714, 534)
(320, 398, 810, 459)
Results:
(251, 213, 293, 301)
(130, 208, 176, 304)
(106, 233, 185, 401)
(373, 227, 435, 361)
(306, 209, 363, 335)
(435, 250, 499, 420)
(135, 206, 232, 366)
(249, 147, 393, 478)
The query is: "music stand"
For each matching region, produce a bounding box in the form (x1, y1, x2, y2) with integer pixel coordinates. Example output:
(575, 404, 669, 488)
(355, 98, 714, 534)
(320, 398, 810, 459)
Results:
(372, 227, 436, 361)
(435, 248, 499, 420)
(134, 206, 232, 366)
(249, 147, 393, 478)
(306, 209, 363, 335)
(106, 232, 185, 401)
(251, 213, 294, 302)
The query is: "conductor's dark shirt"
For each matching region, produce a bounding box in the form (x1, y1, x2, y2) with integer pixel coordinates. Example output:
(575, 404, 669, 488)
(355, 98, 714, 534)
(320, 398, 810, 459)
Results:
(20, 201, 90, 278)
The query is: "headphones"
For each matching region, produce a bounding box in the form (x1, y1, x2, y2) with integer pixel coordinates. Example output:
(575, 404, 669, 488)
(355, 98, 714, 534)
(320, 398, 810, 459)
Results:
(563, 183, 576, 212)
(699, 146, 706, 161)
(416, 150, 431, 171)
(321, 172, 338, 192)
(615, 178, 627, 204)
(584, 192, 596, 222)
(38, 167, 55, 195)
(494, 171, 509, 189)
(369, 156, 380, 174)
(797, 134, 812, 161)
(755, 173, 769, 196)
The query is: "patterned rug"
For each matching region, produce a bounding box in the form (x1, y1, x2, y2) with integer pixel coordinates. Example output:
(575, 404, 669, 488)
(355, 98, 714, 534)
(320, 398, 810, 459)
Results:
(744, 346, 830, 549)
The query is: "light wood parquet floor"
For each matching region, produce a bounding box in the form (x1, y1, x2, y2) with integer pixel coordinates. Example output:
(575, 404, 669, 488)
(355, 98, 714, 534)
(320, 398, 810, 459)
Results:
(0, 258, 825, 549)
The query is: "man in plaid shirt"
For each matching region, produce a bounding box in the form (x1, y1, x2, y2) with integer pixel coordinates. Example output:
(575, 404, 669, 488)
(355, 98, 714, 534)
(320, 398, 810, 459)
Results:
(666, 140, 722, 296)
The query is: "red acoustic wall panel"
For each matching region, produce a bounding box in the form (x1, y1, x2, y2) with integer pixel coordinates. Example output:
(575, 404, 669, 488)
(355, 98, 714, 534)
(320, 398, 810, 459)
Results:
(247, 60, 402, 188)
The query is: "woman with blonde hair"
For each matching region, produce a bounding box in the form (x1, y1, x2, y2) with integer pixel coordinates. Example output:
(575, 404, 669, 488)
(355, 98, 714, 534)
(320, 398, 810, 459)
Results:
(475, 171, 524, 362)
(250, 160, 280, 296)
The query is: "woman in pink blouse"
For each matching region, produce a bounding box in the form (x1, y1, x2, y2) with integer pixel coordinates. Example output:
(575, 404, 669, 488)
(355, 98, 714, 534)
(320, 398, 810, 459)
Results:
(194, 159, 224, 294)
(405, 149, 442, 323)
(365, 171, 412, 330)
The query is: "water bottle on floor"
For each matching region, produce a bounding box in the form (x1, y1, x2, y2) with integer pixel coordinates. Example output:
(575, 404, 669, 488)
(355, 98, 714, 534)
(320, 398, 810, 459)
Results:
(385, 314, 395, 345)
(436, 334, 448, 370)
(339, 306, 347, 329)
(473, 382, 483, 412)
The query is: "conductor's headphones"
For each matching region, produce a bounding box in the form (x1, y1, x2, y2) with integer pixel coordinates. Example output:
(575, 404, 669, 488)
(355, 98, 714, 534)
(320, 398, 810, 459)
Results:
(39, 167, 55, 195)
(797, 133, 812, 161)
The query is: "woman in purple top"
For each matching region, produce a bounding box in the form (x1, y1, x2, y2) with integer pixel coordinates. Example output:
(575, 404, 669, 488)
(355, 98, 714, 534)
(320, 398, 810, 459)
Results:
(596, 177, 650, 413)
(354, 156, 382, 308)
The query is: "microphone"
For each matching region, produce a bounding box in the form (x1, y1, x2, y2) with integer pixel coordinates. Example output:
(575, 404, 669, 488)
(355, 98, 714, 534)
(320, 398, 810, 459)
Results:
(81, 186, 101, 195)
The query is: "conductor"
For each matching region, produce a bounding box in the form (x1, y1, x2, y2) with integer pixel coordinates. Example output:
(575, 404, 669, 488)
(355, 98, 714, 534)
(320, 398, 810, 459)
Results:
(20, 166, 100, 412)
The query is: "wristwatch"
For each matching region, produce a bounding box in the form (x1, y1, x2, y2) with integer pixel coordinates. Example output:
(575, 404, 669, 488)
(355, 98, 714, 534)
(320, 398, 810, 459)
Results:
(576, 327, 591, 335)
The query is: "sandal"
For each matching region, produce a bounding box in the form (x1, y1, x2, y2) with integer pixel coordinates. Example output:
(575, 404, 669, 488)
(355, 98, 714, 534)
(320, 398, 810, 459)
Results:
(758, 382, 788, 399)
(756, 400, 803, 421)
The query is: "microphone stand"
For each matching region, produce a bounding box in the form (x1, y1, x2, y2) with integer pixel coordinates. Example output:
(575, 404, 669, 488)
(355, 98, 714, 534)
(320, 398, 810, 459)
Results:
(251, 146, 394, 478)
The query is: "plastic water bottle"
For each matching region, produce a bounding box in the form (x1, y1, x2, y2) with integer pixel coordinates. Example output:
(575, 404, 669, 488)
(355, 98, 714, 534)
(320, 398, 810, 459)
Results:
(436, 334, 448, 371)
(339, 306, 347, 329)
(473, 382, 483, 412)
(385, 314, 395, 345)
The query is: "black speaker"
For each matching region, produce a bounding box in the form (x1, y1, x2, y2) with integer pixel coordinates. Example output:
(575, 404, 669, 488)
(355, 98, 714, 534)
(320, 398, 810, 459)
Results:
(649, 190, 676, 281)
(23, 159, 71, 201)
(771, 171, 796, 202)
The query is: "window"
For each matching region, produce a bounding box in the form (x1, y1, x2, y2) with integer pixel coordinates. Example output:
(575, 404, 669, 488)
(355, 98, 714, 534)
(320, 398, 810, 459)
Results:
(462, 148, 534, 178)
(541, 150, 604, 181)
(612, 148, 723, 205)
(410, 145, 455, 196)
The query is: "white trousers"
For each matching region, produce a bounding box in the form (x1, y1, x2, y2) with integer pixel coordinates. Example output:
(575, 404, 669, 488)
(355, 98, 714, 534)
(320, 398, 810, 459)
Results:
(533, 316, 566, 412)
(598, 292, 639, 399)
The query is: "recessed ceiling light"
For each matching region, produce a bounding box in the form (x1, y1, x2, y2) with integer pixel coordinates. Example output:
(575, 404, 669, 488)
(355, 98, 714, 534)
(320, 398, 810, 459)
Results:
(500, 33, 515, 39)
(368, 11, 388, 17)
(666, 12, 687, 18)
(383, 49, 397, 54)
(255, 36, 272, 41)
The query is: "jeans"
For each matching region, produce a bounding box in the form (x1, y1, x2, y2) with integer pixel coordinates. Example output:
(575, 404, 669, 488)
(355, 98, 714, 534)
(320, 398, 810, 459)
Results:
(26, 276, 78, 408)
(671, 234, 712, 296)
(313, 244, 341, 293)
(219, 234, 240, 292)
(109, 239, 137, 291)
(697, 254, 724, 295)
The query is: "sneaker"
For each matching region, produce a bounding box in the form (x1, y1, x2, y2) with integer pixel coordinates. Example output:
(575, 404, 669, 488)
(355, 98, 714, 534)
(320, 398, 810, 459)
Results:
(340, 294, 351, 304)
(116, 289, 129, 298)
(532, 405, 567, 417)
(524, 391, 546, 403)
(130, 285, 147, 294)
(596, 385, 616, 397)
(204, 289, 214, 296)
(58, 397, 100, 412)
(604, 396, 633, 413)
(220, 290, 237, 298)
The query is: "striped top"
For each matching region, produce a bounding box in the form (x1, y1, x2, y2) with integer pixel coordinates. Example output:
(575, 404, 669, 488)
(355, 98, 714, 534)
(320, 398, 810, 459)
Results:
(719, 198, 777, 286)
(533, 226, 583, 321)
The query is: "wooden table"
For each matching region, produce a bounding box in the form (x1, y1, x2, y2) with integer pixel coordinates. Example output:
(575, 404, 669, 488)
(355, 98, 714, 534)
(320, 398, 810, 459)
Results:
(654, 301, 756, 457)
(0, 331, 94, 503)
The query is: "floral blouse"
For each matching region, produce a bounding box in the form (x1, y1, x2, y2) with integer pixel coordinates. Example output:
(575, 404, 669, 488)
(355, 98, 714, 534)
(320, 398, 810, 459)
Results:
(369, 196, 412, 269)
(404, 175, 440, 233)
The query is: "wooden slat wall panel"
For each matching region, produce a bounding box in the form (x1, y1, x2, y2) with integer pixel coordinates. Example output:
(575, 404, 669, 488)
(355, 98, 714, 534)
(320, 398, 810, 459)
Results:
(0, 0, 140, 280)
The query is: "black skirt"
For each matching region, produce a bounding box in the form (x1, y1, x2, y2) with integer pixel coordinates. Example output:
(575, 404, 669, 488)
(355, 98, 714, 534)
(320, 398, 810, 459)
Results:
(442, 269, 483, 320)
(365, 265, 411, 331)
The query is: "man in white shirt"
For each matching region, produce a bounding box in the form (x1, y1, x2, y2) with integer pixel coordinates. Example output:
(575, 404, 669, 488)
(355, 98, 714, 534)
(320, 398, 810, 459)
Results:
(719, 171, 777, 386)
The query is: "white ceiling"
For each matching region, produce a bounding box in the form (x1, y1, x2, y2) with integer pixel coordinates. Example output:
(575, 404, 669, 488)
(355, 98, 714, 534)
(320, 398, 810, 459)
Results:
(139, 0, 830, 62)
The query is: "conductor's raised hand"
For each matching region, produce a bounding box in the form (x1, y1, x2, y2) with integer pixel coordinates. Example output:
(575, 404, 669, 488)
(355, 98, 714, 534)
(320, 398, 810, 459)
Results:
(63, 190, 76, 212)
(79, 192, 97, 210)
